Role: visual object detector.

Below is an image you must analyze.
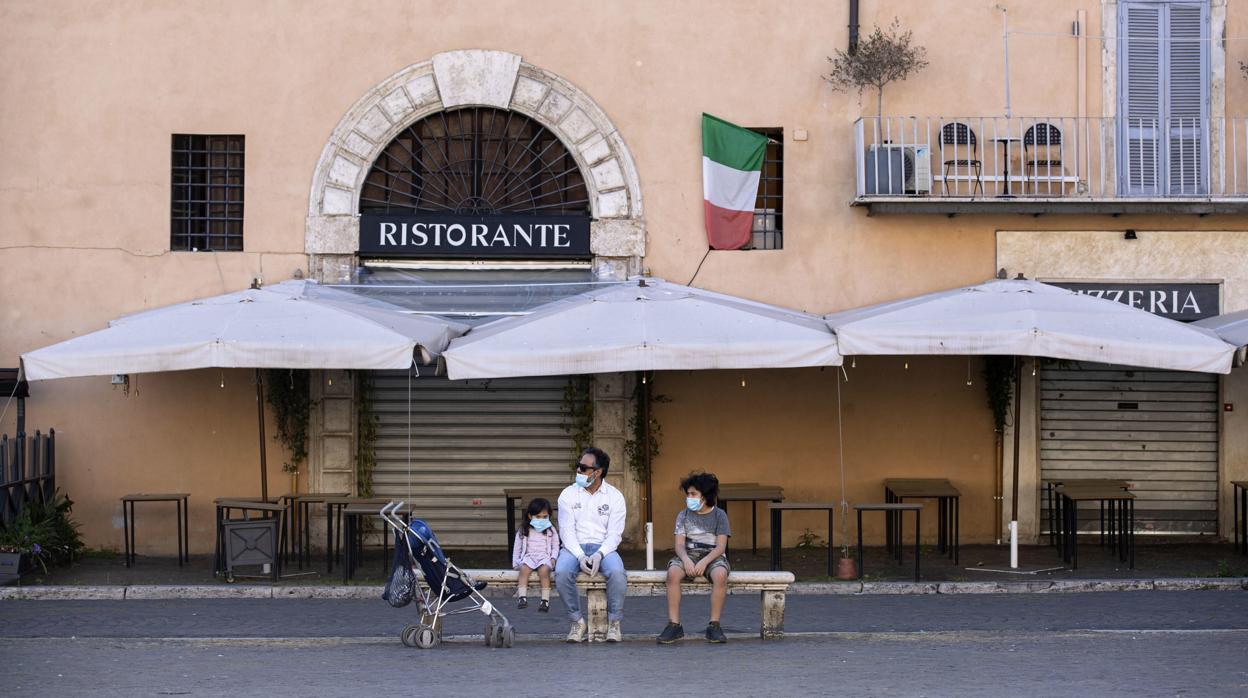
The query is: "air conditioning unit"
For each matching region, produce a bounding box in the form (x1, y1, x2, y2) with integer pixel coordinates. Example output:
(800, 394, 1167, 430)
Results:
(864, 144, 932, 195)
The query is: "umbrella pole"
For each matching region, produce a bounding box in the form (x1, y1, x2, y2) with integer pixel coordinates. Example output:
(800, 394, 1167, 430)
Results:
(640, 371, 655, 571)
(256, 368, 269, 502)
(642, 371, 653, 524)
(1009, 356, 1022, 568)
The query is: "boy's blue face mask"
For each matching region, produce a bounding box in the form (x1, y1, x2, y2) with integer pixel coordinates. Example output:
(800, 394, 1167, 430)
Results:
(686, 497, 703, 511)
(531, 518, 552, 532)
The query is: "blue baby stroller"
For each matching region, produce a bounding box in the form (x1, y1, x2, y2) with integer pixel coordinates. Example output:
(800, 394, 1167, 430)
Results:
(379, 502, 514, 649)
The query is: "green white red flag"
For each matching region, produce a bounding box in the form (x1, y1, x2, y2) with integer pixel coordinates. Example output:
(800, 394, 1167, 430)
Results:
(702, 113, 767, 250)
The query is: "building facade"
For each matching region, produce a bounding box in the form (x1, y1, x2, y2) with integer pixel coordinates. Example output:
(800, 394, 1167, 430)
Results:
(2, 0, 1246, 555)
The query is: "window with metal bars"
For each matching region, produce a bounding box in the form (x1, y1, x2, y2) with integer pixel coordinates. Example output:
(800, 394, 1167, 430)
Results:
(359, 107, 589, 216)
(170, 135, 244, 252)
(747, 128, 783, 250)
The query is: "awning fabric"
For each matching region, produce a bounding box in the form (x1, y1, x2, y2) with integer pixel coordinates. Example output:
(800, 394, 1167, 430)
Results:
(824, 279, 1235, 374)
(443, 277, 842, 379)
(21, 280, 469, 380)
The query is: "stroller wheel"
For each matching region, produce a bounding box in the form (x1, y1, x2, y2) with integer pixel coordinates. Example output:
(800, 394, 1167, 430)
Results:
(400, 625, 420, 648)
(484, 621, 496, 647)
(492, 624, 506, 648)
(415, 625, 437, 650)
(224, 572, 236, 584)
(502, 625, 515, 648)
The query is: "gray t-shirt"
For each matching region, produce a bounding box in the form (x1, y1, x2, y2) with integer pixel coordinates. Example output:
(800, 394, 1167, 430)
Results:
(674, 506, 731, 549)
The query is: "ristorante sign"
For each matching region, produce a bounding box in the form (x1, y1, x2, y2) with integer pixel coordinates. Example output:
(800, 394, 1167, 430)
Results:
(359, 214, 591, 259)
(1050, 282, 1220, 322)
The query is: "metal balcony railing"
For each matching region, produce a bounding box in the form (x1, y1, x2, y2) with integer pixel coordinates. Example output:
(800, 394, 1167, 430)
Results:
(853, 116, 1248, 204)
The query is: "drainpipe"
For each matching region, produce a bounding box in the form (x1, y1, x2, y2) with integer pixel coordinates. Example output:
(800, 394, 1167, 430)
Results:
(849, 0, 859, 54)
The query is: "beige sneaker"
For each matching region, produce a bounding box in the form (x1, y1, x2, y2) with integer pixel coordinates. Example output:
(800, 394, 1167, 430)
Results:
(566, 618, 587, 643)
(606, 620, 622, 643)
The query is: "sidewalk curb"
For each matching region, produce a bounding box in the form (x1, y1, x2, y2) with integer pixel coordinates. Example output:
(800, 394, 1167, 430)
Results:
(2, 577, 1245, 600)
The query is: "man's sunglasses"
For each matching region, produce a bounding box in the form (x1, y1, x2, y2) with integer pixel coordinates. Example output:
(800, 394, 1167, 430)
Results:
(575, 464, 601, 473)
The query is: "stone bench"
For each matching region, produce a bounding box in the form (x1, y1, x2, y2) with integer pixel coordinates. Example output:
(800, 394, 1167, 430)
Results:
(462, 568, 794, 641)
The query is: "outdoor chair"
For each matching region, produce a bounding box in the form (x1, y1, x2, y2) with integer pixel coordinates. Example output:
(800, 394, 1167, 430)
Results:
(1023, 122, 1064, 195)
(940, 122, 983, 197)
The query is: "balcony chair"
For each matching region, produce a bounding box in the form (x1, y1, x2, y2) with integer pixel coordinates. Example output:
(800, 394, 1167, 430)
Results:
(940, 122, 983, 197)
(1023, 122, 1064, 195)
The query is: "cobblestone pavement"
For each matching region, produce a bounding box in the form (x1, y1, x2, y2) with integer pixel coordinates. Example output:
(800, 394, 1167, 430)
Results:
(3, 592, 1247, 696)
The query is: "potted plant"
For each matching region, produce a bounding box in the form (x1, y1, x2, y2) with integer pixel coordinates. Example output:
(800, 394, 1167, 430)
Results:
(0, 490, 84, 583)
(0, 543, 25, 584)
(824, 18, 929, 118)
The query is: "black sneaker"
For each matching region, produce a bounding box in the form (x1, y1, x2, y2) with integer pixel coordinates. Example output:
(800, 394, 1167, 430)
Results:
(657, 622, 684, 645)
(538, 599, 550, 613)
(706, 621, 727, 643)
(516, 596, 528, 609)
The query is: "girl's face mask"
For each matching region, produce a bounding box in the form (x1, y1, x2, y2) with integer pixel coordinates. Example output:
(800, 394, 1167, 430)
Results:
(531, 517, 552, 532)
(686, 496, 703, 511)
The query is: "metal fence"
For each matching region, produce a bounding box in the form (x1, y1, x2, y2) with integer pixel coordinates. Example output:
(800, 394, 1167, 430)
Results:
(854, 116, 1248, 200)
(1, 430, 56, 527)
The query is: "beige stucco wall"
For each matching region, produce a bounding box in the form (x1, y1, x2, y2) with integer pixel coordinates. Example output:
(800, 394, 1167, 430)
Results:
(649, 360, 998, 550)
(2, 1, 1246, 552)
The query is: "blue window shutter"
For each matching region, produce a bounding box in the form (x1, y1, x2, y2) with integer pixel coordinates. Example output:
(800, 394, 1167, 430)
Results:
(1120, 3, 1162, 194)
(1166, 2, 1208, 195)
(1118, 1, 1209, 196)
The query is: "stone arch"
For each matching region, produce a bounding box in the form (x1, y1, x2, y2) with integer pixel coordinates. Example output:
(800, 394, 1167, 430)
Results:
(305, 50, 645, 280)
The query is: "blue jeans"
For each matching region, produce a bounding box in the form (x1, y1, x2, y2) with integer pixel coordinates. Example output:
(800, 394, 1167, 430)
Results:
(555, 543, 626, 622)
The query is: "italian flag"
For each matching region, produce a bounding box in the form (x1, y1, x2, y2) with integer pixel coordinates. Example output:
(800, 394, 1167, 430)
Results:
(702, 113, 768, 250)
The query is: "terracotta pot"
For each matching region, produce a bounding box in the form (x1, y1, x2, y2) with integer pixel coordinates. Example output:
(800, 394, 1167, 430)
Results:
(834, 556, 858, 580)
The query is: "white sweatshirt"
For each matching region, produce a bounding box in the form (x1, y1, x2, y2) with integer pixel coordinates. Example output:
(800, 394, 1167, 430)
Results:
(556, 480, 626, 558)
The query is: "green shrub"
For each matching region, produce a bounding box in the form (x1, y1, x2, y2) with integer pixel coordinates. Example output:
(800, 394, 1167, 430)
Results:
(0, 490, 84, 573)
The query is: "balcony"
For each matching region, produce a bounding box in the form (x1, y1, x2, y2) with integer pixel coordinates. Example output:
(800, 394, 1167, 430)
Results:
(852, 117, 1248, 216)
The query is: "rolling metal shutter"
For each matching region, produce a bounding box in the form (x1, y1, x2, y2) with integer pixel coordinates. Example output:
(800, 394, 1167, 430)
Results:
(370, 372, 575, 548)
(1040, 362, 1218, 534)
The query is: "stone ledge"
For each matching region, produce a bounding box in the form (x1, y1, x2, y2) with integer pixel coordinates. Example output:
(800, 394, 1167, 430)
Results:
(860, 582, 940, 595)
(0, 585, 126, 600)
(126, 585, 274, 600)
(3, 577, 1244, 600)
(1038, 579, 1156, 593)
(936, 581, 1057, 594)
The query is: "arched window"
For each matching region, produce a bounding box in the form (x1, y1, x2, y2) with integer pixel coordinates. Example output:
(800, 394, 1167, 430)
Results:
(360, 107, 590, 216)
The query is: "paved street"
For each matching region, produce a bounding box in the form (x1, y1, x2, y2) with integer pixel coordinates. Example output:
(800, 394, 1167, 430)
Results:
(4, 592, 1248, 696)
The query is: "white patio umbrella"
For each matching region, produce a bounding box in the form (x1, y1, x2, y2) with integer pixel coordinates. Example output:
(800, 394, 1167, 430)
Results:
(826, 278, 1234, 373)
(21, 279, 468, 499)
(443, 277, 841, 379)
(1193, 308, 1248, 348)
(22, 279, 467, 380)
(444, 276, 840, 543)
(825, 278, 1236, 568)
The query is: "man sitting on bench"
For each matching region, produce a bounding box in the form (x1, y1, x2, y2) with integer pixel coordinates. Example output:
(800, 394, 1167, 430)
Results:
(555, 446, 628, 643)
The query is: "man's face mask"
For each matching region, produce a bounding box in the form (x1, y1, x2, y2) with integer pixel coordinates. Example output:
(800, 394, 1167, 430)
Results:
(575, 463, 598, 488)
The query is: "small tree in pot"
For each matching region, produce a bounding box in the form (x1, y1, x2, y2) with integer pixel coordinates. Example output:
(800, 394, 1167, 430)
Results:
(825, 18, 929, 117)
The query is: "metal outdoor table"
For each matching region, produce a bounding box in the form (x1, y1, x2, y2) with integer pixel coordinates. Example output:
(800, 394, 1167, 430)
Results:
(855, 503, 922, 582)
(1233, 481, 1248, 556)
(342, 501, 408, 583)
(992, 136, 1022, 197)
(323, 496, 360, 574)
(121, 493, 189, 567)
(768, 502, 836, 575)
(884, 479, 961, 564)
(212, 498, 286, 580)
(284, 492, 348, 570)
(503, 487, 564, 558)
(1059, 486, 1135, 570)
(719, 484, 784, 555)
(1046, 479, 1130, 549)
